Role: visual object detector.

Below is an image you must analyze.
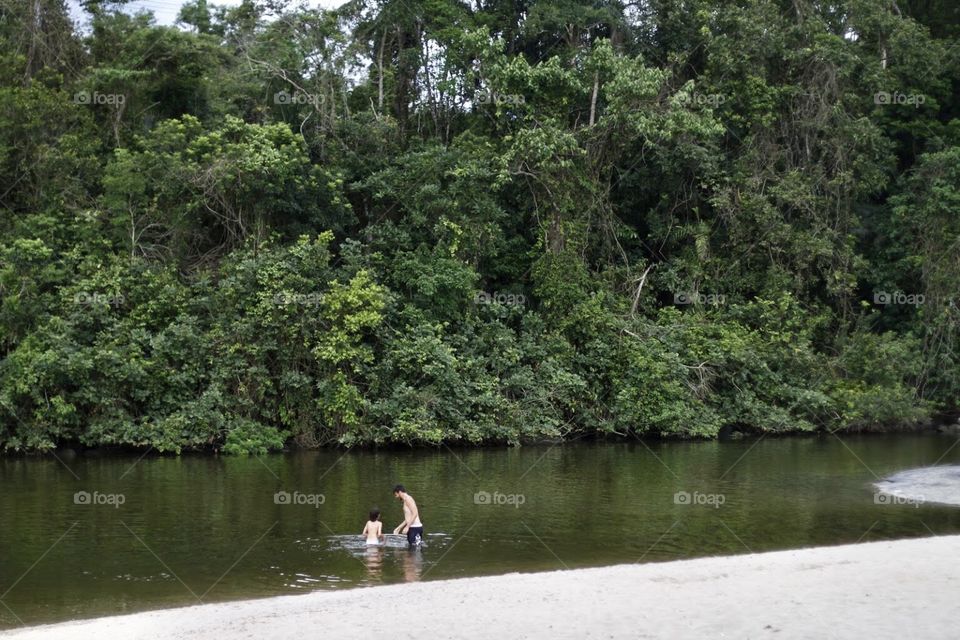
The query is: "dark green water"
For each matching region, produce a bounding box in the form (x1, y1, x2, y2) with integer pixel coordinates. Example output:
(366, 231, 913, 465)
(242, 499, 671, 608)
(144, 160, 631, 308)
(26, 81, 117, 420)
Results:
(2, 433, 960, 629)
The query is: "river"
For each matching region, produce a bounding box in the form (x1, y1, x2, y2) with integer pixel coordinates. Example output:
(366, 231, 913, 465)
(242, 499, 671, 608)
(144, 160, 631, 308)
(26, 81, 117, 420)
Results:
(2, 433, 959, 628)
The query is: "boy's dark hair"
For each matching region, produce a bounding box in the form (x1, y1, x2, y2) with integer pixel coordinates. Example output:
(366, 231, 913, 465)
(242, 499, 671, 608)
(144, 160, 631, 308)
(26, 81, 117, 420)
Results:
(393, 484, 405, 494)
(369, 508, 380, 521)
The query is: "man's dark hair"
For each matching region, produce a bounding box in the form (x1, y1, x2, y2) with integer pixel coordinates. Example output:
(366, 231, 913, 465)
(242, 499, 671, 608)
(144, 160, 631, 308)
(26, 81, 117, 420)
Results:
(369, 508, 380, 521)
(393, 484, 405, 494)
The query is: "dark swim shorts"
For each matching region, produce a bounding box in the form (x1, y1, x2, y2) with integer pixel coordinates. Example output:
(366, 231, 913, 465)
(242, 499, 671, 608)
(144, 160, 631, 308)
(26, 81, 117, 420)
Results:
(407, 526, 423, 547)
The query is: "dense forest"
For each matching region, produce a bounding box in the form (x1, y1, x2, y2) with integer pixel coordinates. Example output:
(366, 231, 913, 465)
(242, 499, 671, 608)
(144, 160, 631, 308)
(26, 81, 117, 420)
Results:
(0, 0, 958, 453)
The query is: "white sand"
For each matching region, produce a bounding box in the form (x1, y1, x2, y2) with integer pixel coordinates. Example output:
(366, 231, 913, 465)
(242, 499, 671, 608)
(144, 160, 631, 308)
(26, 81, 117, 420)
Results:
(3, 535, 959, 640)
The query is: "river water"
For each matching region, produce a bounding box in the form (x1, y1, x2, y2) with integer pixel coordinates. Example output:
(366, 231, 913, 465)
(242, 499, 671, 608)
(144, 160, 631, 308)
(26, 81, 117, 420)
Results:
(2, 433, 960, 628)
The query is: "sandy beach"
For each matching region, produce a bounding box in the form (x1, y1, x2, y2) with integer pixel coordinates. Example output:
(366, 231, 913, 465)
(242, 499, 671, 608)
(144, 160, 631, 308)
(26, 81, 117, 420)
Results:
(3, 535, 958, 640)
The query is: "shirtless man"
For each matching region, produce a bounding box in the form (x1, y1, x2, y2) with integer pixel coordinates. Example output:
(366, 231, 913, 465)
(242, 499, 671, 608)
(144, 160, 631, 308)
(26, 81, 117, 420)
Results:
(392, 484, 423, 548)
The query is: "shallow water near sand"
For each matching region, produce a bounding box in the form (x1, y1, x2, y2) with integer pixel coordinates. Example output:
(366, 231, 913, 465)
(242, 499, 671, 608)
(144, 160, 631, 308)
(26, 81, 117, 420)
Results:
(3, 433, 960, 629)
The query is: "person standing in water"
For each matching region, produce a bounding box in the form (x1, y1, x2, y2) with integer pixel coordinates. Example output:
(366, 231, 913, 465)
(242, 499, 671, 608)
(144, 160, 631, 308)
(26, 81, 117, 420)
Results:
(392, 484, 423, 548)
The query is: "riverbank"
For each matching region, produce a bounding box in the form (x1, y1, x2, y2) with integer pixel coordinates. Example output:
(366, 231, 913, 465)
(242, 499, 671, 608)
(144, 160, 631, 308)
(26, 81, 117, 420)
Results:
(3, 422, 954, 459)
(3, 535, 958, 639)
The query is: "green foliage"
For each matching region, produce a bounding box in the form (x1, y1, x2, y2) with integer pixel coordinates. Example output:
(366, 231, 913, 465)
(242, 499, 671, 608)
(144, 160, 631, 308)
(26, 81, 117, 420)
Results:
(222, 419, 287, 456)
(1, 0, 956, 453)
(102, 116, 349, 267)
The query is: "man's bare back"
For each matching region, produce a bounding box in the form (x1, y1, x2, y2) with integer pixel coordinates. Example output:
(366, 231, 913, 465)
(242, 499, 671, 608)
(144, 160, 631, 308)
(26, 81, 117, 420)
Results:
(392, 485, 424, 547)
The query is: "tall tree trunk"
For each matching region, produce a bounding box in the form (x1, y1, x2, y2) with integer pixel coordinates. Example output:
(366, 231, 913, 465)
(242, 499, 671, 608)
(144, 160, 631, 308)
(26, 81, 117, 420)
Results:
(589, 71, 599, 126)
(24, 0, 42, 82)
(548, 213, 565, 254)
(378, 29, 386, 111)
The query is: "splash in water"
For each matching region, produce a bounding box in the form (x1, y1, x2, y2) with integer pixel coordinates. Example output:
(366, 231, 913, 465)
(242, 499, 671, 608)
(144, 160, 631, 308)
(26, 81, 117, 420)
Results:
(874, 465, 960, 507)
(326, 532, 452, 553)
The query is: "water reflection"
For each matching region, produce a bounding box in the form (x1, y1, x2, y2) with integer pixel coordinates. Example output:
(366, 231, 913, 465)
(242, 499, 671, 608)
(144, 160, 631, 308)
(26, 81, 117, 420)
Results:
(399, 548, 423, 582)
(362, 545, 384, 582)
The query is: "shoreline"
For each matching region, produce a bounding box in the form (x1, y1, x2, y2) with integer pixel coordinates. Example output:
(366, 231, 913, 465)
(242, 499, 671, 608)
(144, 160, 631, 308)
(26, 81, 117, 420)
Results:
(4, 424, 958, 458)
(3, 535, 959, 639)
